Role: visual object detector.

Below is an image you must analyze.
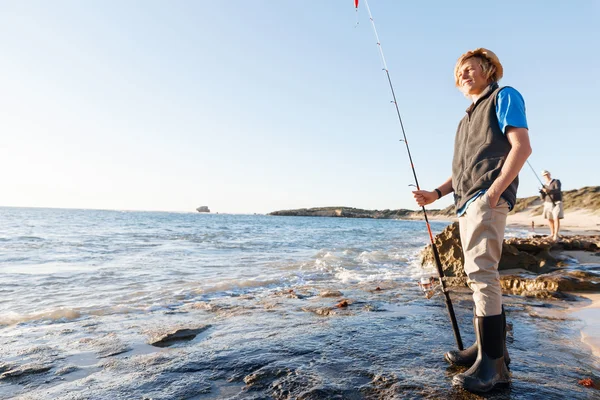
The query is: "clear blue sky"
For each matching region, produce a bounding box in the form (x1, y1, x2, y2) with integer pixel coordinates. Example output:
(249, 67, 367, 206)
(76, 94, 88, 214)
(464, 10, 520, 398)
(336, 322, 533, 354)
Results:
(1, 1, 598, 213)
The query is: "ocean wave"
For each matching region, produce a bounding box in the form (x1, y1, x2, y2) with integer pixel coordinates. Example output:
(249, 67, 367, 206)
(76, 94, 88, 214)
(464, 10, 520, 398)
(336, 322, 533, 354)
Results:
(193, 278, 284, 295)
(0, 308, 82, 326)
(356, 250, 408, 264)
(0, 304, 151, 326)
(0, 211, 434, 322)
(333, 265, 407, 284)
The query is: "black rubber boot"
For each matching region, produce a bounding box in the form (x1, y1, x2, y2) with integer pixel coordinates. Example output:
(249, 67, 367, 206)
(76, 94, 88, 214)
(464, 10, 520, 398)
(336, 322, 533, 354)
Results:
(452, 314, 510, 393)
(445, 308, 510, 367)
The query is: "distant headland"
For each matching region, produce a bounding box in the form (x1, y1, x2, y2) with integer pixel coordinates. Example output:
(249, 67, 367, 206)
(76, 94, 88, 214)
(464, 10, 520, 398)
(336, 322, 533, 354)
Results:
(268, 186, 600, 222)
(268, 206, 451, 219)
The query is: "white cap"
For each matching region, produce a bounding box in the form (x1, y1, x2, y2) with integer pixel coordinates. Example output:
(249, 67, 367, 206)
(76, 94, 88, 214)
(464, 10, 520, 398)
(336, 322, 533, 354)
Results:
(541, 170, 550, 176)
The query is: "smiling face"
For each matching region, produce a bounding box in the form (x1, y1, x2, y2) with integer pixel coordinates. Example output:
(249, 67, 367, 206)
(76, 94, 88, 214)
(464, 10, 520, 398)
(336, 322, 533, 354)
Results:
(456, 57, 490, 97)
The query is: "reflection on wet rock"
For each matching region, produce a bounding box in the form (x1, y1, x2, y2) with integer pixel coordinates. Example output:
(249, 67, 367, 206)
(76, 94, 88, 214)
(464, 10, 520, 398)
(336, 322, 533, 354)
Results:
(0, 362, 52, 380)
(149, 325, 211, 348)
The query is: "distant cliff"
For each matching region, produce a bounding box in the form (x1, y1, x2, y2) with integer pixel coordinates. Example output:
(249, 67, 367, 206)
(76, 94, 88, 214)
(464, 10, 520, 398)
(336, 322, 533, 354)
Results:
(196, 206, 210, 213)
(268, 206, 453, 219)
(269, 186, 600, 219)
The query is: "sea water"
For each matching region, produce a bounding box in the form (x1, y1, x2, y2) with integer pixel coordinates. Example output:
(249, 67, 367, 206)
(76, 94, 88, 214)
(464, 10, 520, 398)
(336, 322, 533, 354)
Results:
(0, 207, 596, 399)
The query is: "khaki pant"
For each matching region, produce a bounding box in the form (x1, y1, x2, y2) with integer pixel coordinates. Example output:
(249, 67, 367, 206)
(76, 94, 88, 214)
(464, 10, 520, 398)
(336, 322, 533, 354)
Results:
(458, 192, 509, 317)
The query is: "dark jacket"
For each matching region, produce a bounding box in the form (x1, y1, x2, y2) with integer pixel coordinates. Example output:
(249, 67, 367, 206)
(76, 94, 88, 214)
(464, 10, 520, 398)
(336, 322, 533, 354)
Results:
(541, 179, 562, 203)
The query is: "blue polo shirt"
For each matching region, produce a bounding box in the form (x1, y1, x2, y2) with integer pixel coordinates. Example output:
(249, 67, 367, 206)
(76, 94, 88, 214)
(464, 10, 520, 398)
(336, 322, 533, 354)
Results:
(456, 87, 528, 216)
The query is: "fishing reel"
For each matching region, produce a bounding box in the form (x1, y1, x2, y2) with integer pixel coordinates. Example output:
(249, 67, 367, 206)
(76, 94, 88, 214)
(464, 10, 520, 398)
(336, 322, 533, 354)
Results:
(417, 276, 439, 299)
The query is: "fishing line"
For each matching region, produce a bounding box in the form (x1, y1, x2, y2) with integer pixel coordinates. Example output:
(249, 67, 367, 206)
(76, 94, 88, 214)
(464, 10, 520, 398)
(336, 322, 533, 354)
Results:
(526, 160, 545, 188)
(526, 160, 555, 205)
(358, 0, 463, 350)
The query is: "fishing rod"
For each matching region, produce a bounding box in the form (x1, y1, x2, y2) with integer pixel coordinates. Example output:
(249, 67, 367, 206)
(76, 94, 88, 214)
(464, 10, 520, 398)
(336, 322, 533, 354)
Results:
(526, 160, 545, 188)
(526, 160, 555, 206)
(359, 0, 463, 350)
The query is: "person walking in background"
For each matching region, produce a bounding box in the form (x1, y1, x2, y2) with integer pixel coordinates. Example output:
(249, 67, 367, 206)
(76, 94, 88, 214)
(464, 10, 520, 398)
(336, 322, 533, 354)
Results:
(413, 48, 532, 393)
(540, 170, 563, 241)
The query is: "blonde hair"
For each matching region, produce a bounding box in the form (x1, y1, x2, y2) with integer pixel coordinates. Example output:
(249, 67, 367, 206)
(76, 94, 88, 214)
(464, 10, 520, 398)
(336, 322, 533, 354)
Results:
(454, 49, 502, 87)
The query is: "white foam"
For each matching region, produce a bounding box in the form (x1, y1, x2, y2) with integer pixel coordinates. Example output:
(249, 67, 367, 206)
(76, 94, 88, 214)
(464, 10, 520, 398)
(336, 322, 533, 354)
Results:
(195, 278, 282, 295)
(357, 250, 408, 264)
(0, 308, 82, 326)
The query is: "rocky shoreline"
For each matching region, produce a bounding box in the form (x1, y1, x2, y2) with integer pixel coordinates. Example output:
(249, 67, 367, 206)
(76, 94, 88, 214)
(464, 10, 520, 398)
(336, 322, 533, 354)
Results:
(420, 222, 600, 298)
(418, 222, 600, 368)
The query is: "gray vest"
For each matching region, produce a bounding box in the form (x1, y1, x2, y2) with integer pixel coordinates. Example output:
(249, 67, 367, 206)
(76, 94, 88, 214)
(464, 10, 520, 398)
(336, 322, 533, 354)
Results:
(452, 83, 518, 212)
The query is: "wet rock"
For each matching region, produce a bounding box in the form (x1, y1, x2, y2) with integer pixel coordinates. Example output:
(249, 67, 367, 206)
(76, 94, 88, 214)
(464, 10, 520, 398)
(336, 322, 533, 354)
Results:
(103, 352, 171, 372)
(421, 223, 600, 296)
(557, 235, 600, 250)
(362, 303, 385, 312)
(185, 301, 254, 317)
(445, 271, 599, 298)
(442, 276, 467, 288)
(273, 289, 308, 299)
(96, 339, 130, 358)
(507, 235, 599, 253)
(500, 241, 554, 273)
(265, 369, 322, 399)
(420, 222, 464, 277)
(421, 222, 559, 275)
(186, 301, 212, 311)
(319, 290, 343, 298)
(149, 325, 211, 348)
(335, 299, 350, 308)
(17, 345, 58, 357)
(360, 372, 400, 399)
(128, 373, 212, 399)
(296, 387, 358, 399)
(0, 362, 52, 380)
(501, 270, 600, 296)
(301, 307, 337, 316)
(0, 362, 15, 374)
(261, 301, 280, 310)
(97, 344, 130, 358)
(55, 365, 78, 376)
(244, 365, 292, 387)
(77, 333, 130, 358)
(163, 310, 189, 315)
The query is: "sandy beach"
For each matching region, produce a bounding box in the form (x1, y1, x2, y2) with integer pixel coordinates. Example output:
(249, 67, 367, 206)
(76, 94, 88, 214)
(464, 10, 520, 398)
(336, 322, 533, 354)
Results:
(568, 293, 600, 358)
(507, 208, 600, 236)
(505, 207, 600, 360)
(426, 205, 600, 235)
